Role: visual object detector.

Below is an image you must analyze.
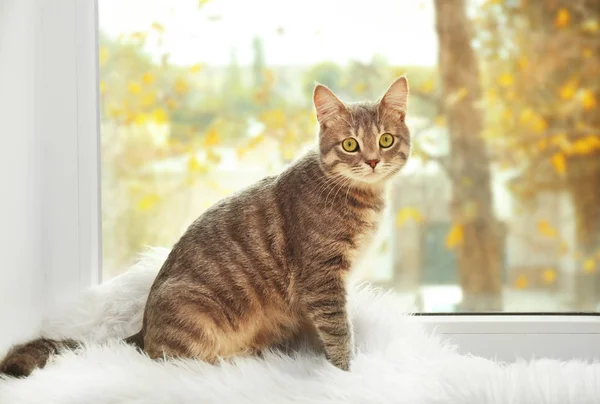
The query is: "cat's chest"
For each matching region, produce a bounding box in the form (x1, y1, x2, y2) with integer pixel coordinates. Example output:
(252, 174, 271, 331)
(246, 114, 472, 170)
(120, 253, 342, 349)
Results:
(341, 208, 384, 265)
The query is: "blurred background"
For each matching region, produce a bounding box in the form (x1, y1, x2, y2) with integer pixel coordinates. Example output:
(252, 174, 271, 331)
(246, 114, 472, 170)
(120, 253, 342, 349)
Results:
(98, 0, 600, 312)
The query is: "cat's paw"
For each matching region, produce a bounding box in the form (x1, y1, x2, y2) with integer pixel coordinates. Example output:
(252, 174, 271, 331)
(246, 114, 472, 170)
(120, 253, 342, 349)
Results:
(327, 350, 352, 371)
(330, 357, 351, 371)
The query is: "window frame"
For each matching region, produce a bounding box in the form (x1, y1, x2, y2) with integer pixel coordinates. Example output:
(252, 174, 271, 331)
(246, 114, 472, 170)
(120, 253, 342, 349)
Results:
(57, 0, 600, 361)
(39, 0, 101, 306)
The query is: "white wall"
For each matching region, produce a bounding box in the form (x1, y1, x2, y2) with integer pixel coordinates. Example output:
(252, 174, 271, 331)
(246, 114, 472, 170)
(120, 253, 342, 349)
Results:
(0, 0, 45, 348)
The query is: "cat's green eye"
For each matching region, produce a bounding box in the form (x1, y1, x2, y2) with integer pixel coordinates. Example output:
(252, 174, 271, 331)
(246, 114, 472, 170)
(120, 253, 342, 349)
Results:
(379, 133, 395, 148)
(342, 138, 359, 152)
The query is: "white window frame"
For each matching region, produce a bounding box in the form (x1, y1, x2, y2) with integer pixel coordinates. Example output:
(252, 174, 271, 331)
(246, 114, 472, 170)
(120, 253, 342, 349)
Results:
(41, 0, 600, 361)
(38, 0, 101, 306)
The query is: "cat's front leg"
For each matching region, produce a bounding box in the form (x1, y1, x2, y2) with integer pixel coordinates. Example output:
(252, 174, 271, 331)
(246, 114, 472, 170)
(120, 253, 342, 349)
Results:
(302, 275, 353, 371)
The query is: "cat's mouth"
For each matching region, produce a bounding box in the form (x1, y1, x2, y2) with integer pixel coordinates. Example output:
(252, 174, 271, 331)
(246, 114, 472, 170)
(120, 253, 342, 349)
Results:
(350, 169, 388, 184)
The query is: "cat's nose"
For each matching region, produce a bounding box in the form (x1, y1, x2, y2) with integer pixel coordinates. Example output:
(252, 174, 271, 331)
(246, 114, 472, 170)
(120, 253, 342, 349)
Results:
(365, 159, 380, 169)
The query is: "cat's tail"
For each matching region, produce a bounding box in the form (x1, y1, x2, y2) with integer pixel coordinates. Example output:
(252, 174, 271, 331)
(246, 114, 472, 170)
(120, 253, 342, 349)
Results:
(0, 331, 144, 378)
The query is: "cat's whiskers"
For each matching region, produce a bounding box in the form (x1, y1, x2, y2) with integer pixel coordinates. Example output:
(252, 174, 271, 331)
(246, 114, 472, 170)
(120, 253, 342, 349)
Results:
(316, 172, 344, 194)
(316, 173, 347, 201)
(324, 175, 351, 208)
(329, 176, 354, 210)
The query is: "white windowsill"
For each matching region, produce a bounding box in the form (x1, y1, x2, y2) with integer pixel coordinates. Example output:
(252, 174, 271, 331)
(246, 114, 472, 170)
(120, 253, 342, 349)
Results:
(414, 315, 600, 334)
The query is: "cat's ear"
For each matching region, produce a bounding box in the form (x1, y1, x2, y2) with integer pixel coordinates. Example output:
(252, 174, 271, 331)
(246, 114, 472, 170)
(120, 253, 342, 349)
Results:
(313, 84, 347, 126)
(379, 76, 409, 120)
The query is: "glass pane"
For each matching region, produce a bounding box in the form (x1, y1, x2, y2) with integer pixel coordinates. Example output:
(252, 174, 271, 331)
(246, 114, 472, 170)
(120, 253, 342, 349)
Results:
(98, 0, 600, 312)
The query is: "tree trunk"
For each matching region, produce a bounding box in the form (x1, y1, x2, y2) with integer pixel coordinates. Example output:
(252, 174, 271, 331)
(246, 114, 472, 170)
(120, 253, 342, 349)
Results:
(568, 156, 600, 309)
(434, 0, 503, 311)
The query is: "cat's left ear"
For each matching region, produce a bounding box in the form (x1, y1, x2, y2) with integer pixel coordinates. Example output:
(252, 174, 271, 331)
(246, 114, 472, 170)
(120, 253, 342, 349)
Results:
(379, 76, 409, 120)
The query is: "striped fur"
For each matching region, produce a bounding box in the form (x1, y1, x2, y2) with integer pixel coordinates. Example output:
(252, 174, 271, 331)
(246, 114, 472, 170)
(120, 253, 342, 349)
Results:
(140, 77, 411, 371)
(0, 77, 410, 376)
(0, 338, 80, 378)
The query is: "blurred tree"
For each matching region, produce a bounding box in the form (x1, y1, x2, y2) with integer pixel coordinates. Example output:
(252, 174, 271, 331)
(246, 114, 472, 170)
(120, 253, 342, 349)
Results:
(478, 0, 600, 309)
(252, 36, 266, 88)
(302, 62, 343, 97)
(435, 0, 503, 311)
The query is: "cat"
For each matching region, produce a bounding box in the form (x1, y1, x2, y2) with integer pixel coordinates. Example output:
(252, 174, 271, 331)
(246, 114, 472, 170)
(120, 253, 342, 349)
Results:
(0, 76, 410, 377)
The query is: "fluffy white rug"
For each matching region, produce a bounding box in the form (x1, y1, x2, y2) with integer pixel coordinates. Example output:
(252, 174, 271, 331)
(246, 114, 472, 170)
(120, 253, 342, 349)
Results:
(0, 248, 599, 404)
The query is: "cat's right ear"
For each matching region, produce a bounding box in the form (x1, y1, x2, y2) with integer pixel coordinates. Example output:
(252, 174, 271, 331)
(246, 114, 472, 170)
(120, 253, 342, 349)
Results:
(313, 84, 346, 127)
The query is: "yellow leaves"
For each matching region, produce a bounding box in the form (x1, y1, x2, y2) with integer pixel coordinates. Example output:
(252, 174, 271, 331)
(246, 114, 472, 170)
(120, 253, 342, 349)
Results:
(206, 149, 222, 165)
(202, 129, 220, 147)
(151, 22, 165, 33)
(395, 207, 423, 228)
(518, 109, 534, 125)
(420, 79, 435, 94)
(486, 89, 497, 105)
(542, 268, 557, 285)
(198, 0, 211, 7)
(555, 8, 570, 29)
(188, 155, 205, 173)
(174, 77, 189, 94)
(190, 64, 204, 73)
(166, 99, 177, 110)
(501, 108, 513, 122)
(445, 224, 464, 249)
(559, 81, 577, 100)
(581, 19, 599, 34)
(583, 258, 597, 274)
(134, 113, 148, 125)
(124, 110, 136, 125)
(531, 117, 547, 133)
(434, 115, 446, 127)
(281, 141, 296, 161)
(519, 108, 547, 133)
(129, 32, 147, 42)
(246, 134, 265, 151)
(550, 133, 570, 150)
(108, 105, 125, 119)
(498, 73, 513, 87)
(142, 72, 155, 85)
(264, 69, 276, 85)
(99, 46, 109, 66)
(517, 56, 528, 71)
(151, 108, 168, 124)
(253, 89, 269, 104)
(514, 274, 528, 289)
(141, 92, 157, 107)
(353, 82, 367, 94)
(127, 182, 145, 194)
(137, 194, 159, 212)
(537, 220, 558, 238)
(99, 81, 106, 94)
(392, 68, 406, 79)
(128, 81, 142, 94)
(556, 136, 600, 158)
(536, 138, 548, 152)
(581, 90, 597, 110)
(569, 136, 599, 155)
(582, 48, 593, 58)
(260, 109, 286, 129)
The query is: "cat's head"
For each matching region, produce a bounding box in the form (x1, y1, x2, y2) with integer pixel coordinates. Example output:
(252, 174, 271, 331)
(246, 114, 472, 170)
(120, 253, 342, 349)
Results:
(314, 77, 410, 186)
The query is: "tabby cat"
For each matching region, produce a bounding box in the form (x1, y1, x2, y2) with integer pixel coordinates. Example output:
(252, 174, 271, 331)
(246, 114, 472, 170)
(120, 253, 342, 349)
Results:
(0, 77, 410, 377)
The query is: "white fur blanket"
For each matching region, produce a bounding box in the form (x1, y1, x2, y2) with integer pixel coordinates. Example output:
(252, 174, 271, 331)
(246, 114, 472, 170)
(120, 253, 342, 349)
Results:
(0, 248, 599, 404)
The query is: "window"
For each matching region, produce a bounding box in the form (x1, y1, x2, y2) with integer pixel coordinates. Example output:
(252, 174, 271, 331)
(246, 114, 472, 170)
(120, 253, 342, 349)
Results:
(98, 0, 600, 314)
